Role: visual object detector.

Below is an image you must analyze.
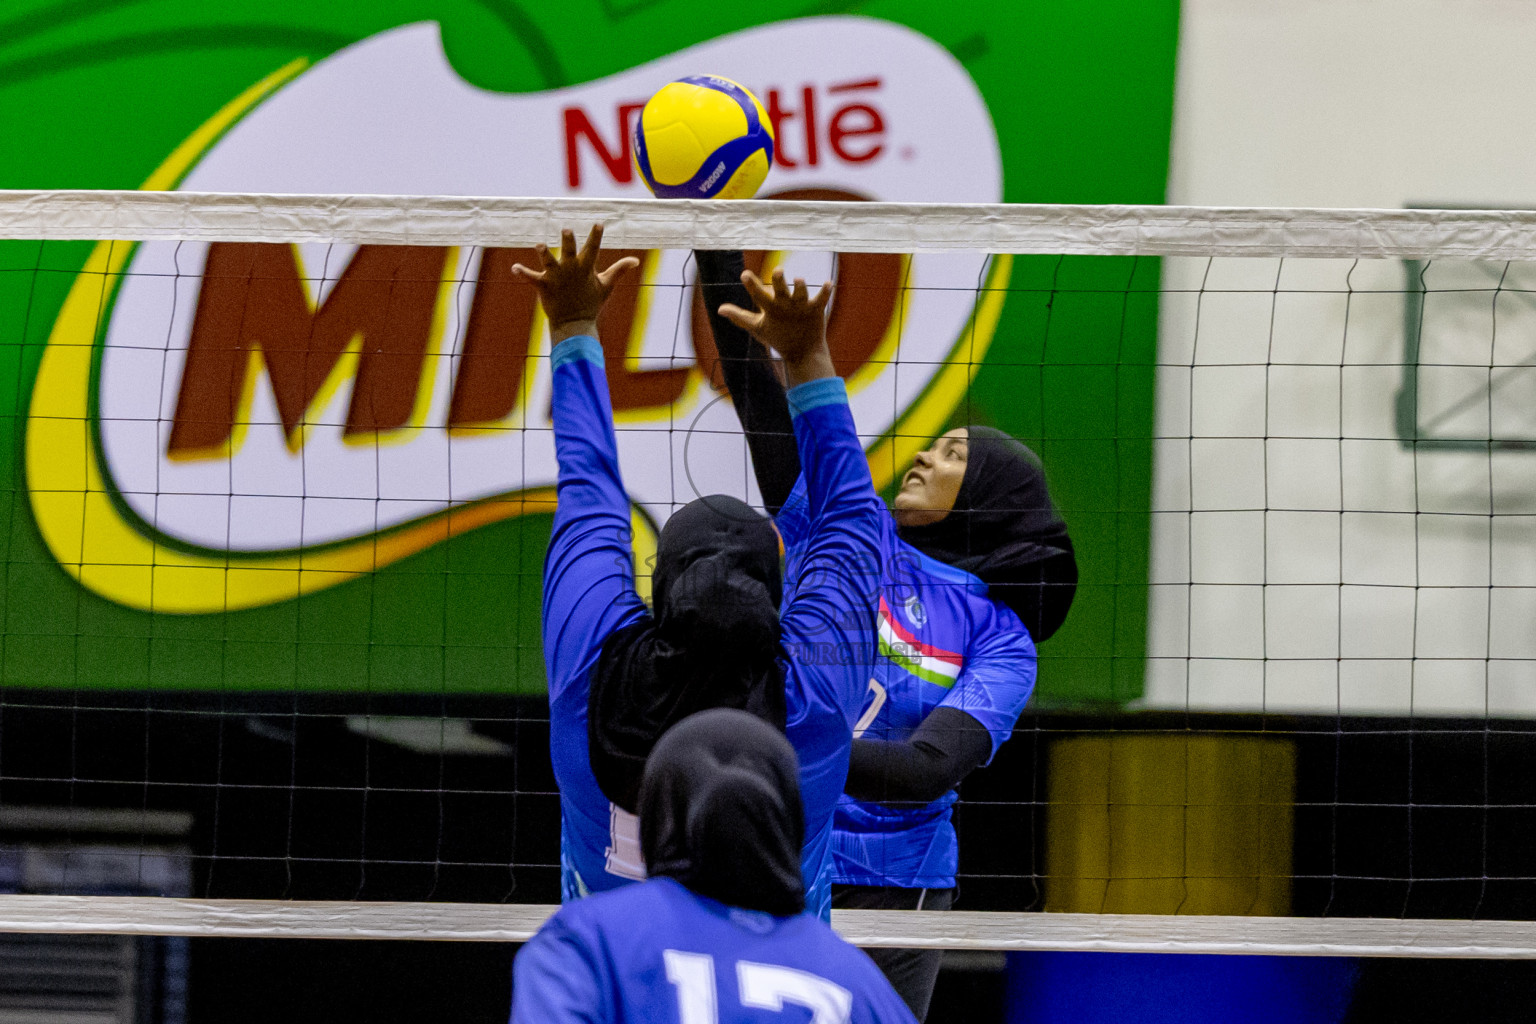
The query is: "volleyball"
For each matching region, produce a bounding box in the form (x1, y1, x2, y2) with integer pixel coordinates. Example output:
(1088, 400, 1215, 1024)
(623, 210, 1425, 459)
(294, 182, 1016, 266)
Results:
(632, 75, 775, 199)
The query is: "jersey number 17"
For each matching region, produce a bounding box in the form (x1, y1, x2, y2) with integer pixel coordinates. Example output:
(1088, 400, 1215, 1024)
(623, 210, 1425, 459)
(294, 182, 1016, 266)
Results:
(664, 949, 853, 1024)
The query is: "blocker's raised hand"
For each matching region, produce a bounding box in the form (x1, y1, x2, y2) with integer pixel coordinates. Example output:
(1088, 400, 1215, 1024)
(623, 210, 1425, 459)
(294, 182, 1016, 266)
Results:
(717, 268, 835, 385)
(512, 225, 639, 337)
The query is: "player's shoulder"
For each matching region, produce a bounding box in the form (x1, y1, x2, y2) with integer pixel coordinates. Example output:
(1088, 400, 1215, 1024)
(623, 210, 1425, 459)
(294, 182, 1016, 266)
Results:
(885, 534, 981, 601)
(785, 918, 915, 1015)
(775, 910, 867, 964)
(885, 537, 1031, 635)
(974, 590, 1031, 645)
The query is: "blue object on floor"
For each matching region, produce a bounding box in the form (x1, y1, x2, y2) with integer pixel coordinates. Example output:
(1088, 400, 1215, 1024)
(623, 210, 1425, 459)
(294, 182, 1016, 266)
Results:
(1004, 951, 1359, 1023)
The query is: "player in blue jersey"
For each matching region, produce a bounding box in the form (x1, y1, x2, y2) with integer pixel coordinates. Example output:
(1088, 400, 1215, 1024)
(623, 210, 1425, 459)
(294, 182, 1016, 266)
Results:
(512, 708, 917, 1024)
(521, 227, 883, 920)
(694, 249, 1078, 1019)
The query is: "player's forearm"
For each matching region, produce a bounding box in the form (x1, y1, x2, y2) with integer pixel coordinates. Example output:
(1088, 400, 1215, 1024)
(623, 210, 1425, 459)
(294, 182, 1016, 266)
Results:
(544, 336, 645, 690)
(782, 351, 837, 389)
(550, 317, 598, 346)
(845, 708, 993, 805)
(785, 380, 882, 547)
(780, 381, 883, 705)
(695, 251, 756, 365)
(549, 335, 631, 531)
(695, 250, 801, 511)
(786, 383, 884, 601)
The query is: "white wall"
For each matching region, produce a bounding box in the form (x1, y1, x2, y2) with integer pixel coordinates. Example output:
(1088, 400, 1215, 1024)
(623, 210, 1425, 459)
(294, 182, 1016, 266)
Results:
(1146, 0, 1536, 714)
(1167, 0, 1536, 209)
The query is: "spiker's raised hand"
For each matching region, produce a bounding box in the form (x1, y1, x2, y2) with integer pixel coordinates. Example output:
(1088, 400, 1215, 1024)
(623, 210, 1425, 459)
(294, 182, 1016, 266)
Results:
(717, 267, 832, 366)
(512, 225, 640, 334)
(718, 267, 835, 387)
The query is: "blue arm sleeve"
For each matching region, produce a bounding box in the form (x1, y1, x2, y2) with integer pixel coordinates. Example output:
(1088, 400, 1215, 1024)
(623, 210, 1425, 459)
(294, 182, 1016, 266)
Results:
(776, 473, 811, 552)
(511, 913, 607, 1024)
(542, 335, 648, 701)
(778, 377, 885, 722)
(937, 603, 1037, 760)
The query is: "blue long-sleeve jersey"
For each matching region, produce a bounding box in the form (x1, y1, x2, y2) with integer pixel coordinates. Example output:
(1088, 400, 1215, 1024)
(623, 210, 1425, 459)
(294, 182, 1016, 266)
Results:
(542, 336, 884, 919)
(776, 479, 1038, 889)
(511, 876, 917, 1024)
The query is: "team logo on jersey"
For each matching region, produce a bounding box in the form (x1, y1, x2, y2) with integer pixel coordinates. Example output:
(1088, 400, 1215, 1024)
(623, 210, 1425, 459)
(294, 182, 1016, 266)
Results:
(903, 594, 928, 628)
(877, 597, 962, 688)
(27, 19, 1006, 613)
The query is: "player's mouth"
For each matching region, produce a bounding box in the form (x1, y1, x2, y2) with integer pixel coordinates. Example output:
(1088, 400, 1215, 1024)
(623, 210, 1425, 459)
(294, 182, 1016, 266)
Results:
(902, 468, 925, 489)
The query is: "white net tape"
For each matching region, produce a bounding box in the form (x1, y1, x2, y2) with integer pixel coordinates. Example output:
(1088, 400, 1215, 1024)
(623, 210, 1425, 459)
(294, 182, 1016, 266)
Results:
(0, 896, 1529, 957)
(6, 189, 1536, 258)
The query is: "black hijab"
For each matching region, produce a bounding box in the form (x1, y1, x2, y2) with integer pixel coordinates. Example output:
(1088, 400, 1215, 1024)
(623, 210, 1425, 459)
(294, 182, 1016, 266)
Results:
(588, 495, 786, 814)
(897, 426, 1078, 642)
(639, 708, 805, 916)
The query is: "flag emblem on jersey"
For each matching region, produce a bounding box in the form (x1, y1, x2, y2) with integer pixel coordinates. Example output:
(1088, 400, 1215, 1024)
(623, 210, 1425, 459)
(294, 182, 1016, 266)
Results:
(904, 594, 928, 628)
(878, 596, 963, 687)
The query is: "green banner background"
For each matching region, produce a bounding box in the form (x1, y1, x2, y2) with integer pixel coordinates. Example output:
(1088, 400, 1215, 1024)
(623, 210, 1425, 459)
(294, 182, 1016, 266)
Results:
(0, 0, 1178, 702)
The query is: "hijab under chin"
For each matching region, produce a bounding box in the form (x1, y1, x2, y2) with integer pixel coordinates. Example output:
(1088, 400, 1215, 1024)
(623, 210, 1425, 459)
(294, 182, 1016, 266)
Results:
(588, 495, 786, 815)
(897, 425, 1078, 642)
(639, 708, 805, 917)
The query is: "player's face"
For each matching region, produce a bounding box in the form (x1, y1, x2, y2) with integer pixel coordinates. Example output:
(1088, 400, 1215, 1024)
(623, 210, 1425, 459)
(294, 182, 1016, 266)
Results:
(892, 428, 968, 528)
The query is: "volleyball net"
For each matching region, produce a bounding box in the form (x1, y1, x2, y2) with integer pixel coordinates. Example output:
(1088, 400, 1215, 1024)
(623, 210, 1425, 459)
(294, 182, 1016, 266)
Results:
(1, 190, 1535, 956)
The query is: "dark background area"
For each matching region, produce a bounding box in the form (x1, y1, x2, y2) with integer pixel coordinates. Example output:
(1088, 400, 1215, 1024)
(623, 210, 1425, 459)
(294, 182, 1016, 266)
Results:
(2, 691, 1536, 1022)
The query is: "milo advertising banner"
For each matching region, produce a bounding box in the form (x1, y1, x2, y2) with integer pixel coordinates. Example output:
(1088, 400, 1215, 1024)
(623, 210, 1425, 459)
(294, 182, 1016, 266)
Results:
(0, 3, 1178, 703)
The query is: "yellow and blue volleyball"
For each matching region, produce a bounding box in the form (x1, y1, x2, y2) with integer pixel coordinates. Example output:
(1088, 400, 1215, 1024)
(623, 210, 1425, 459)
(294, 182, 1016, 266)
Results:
(633, 75, 775, 199)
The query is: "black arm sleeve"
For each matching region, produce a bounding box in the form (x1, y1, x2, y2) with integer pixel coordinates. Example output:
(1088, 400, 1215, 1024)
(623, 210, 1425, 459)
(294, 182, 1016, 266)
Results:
(694, 249, 802, 514)
(843, 706, 994, 806)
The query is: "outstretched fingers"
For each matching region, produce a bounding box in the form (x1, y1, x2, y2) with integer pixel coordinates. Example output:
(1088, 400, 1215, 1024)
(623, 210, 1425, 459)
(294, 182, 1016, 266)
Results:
(597, 255, 641, 289)
(739, 269, 776, 308)
(809, 280, 833, 314)
(577, 224, 606, 270)
(512, 224, 637, 332)
(739, 268, 832, 315)
(510, 242, 554, 284)
(771, 267, 792, 301)
(716, 303, 764, 333)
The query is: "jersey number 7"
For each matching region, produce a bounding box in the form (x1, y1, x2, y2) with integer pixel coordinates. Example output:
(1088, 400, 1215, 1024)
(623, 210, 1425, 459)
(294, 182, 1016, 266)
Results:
(664, 949, 853, 1024)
